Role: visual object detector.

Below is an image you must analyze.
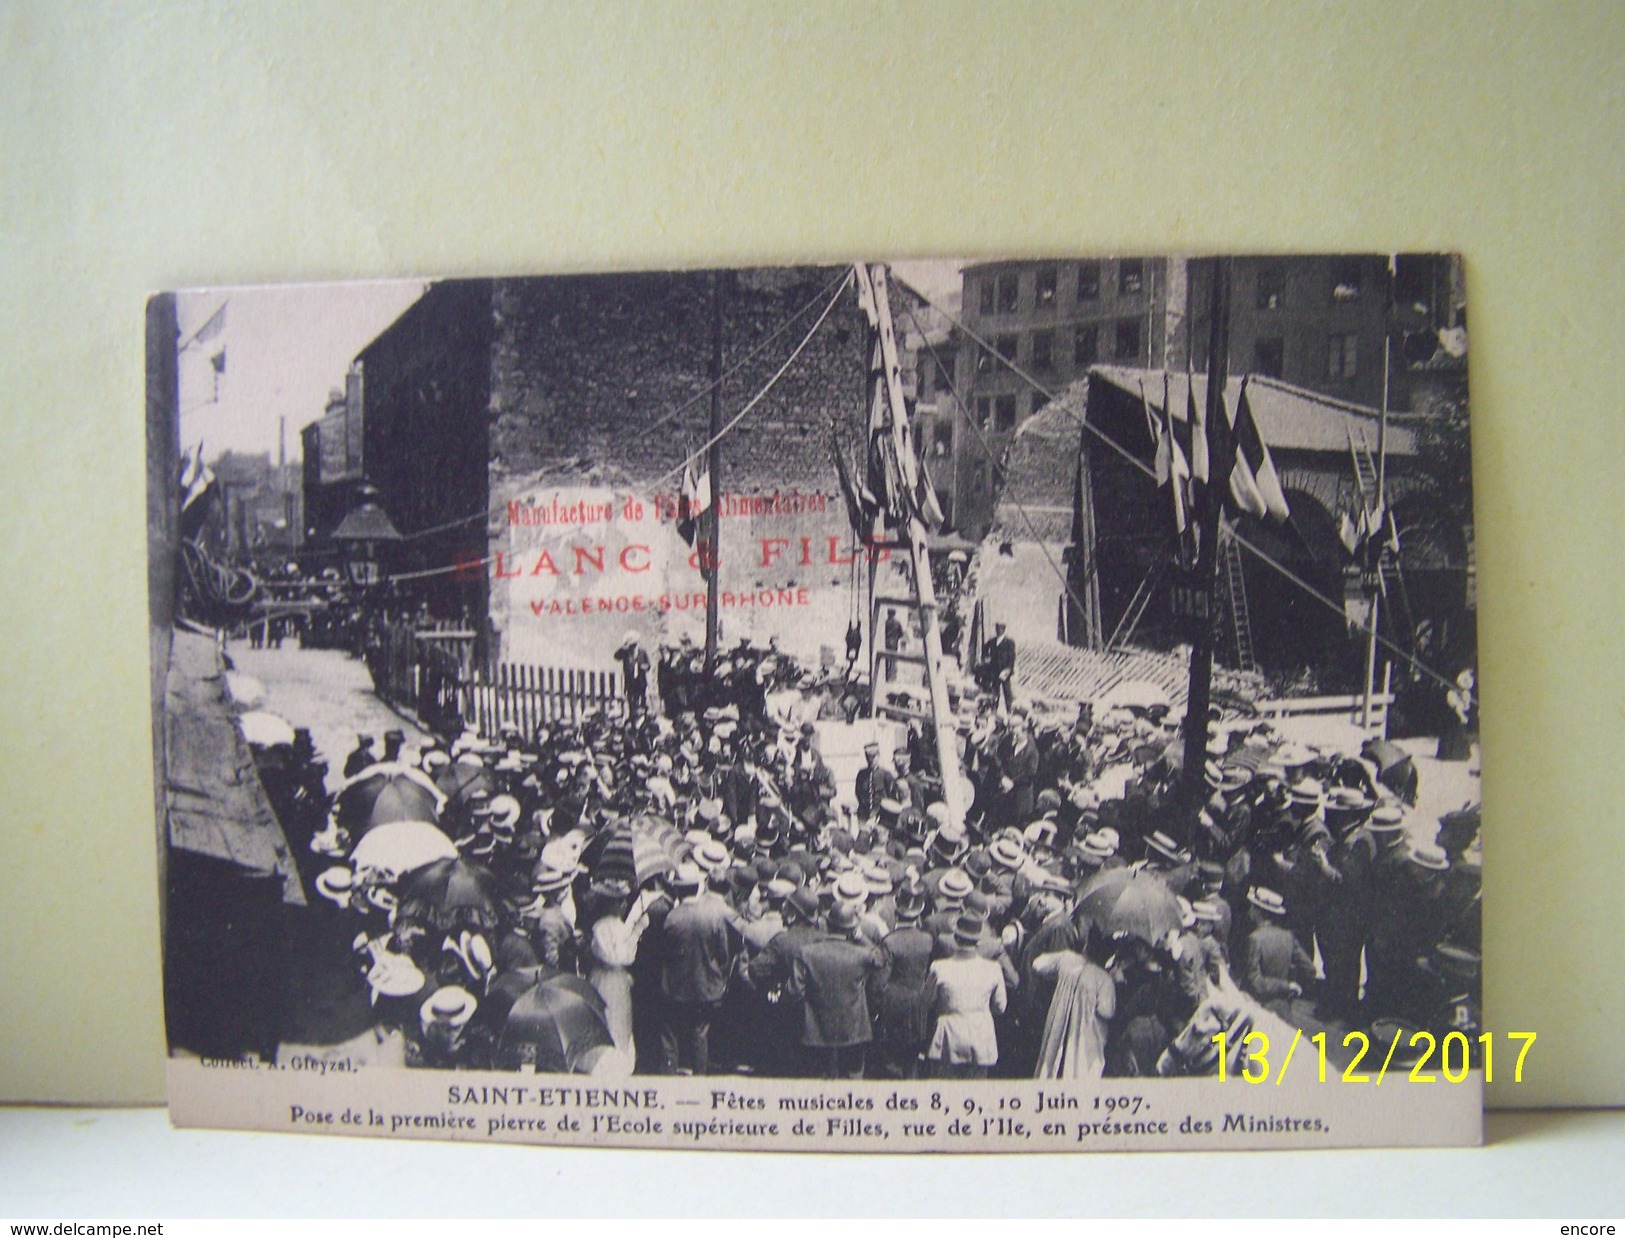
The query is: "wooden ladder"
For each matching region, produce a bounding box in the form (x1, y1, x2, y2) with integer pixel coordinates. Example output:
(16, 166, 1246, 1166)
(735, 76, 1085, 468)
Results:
(855, 263, 969, 828)
(1218, 526, 1257, 673)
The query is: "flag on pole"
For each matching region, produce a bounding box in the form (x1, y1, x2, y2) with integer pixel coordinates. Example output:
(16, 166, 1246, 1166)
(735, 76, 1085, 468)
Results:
(1146, 379, 1196, 565)
(1187, 373, 1209, 486)
(1339, 510, 1362, 556)
(1226, 422, 1269, 520)
(676, 454, 711, 547)
(1231, 378, 1290, 522)
(179, 442, 217, 539)
(830, 427, 868, 535)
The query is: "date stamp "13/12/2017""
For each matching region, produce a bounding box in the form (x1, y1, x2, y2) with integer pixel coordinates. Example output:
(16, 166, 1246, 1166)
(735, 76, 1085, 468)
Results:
(1211, 1030, 1535, 1085)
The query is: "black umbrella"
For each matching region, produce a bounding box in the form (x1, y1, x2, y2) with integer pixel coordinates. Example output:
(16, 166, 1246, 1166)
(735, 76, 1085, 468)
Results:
(436, 757, 497, 812)
(337, 762, 445, 831)
(396, 856, 504, 933)
(490, 968, 615, 1073)
(1361, 739, 1419, 805)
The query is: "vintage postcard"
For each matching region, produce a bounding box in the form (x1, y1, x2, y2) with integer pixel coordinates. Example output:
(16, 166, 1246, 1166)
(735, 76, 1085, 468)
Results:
(147, 256, 1483, 1150)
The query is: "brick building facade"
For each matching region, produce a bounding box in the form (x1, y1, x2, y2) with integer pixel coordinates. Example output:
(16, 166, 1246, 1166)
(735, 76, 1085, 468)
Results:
(308, 268, 894, 668)
(942, 255, 1464, 535)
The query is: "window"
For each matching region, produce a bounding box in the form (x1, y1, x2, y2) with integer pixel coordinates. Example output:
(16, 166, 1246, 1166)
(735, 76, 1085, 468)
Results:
(1031, 392, 1049, 420)
(978, 280, 995, 315)
(1328, 332, 1359, 381)
(995, 334, 1019, 364)
(1074, 324, 1099, 366)
(1331, 258, 1363, 302)
(995, 394, 1018, 432)
(1035, 266, 1058, 309)
(1077, 261, 1101, 301)
(1115, 318, 1142, 361)
(921, 352, 951, 399)
(1031, 330, 1053, 369)
(1256, 264, 1285, 310)
(1254, 337, 1285, 378)
(917, 417, 952, 457)
(1119, 258, 1145, 295)
(997, 272, 1019, 312)
(977, 396, 994, 429)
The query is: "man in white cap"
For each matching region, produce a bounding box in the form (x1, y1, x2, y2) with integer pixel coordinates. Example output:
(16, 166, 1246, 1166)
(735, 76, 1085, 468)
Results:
(614, 631, 651, 719)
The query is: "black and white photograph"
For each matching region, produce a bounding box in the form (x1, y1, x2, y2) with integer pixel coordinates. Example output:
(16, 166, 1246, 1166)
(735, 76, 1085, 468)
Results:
(146, 255, 1482, 1150)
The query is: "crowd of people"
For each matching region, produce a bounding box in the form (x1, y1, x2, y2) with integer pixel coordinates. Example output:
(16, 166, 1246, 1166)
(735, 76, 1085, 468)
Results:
(257, 630, 1480, 1082)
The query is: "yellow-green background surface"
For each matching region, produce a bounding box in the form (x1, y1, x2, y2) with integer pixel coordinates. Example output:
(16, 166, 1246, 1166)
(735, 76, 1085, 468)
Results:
(1, 1, 1619, 1111)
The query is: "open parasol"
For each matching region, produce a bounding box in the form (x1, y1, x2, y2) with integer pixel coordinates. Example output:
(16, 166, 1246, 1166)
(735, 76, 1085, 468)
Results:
(1361, 739, 1419, 805)
(396, 855, 504, 933)
(238, 709, 296, 748)
(350, 819, 459, 880)
(579, 814, 689, 888)
(490, 968, 615, 1074)
(1076, 865, 1183, 945)
(225, 671, 268, 711)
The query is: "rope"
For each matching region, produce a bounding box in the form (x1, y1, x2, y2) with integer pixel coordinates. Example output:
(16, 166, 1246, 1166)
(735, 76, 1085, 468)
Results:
(651, 270, 854, 489)
(905, 307, 1104, 653)
(385, 555, 490, 585)
(397, 267, 854, 544)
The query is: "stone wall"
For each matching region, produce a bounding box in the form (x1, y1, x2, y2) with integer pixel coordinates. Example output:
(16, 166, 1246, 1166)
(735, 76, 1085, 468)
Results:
(485, 266, 876, 667)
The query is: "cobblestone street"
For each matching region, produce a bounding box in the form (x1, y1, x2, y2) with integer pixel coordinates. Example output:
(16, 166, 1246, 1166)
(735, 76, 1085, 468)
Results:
(226, 639, 431, 793)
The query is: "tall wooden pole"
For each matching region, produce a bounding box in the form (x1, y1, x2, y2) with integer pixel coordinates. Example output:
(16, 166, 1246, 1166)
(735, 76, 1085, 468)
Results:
(704, 271, 724, 670)
(1177, 258, 1235, 837)
(1362, 255, 1395, 732)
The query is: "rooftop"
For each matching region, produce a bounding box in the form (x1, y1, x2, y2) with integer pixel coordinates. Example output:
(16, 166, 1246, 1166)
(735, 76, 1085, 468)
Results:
(1085, 367, 1418, 457)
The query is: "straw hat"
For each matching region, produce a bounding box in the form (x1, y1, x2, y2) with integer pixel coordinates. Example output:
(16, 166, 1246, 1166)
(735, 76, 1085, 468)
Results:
(315, 866, 355, 908)
(1247, 886, 1288, 917)
(419, 985, 478, 1031)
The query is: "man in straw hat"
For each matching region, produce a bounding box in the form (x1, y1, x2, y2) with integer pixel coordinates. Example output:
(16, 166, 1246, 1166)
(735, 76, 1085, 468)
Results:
(524, 864, 580, 973)
(408, 985, 484, 1070)
(1364, 839, 1452, 1021)
(1314, 785, 1380, 1022)
(1239, 886, 1315, 1022)
(614, 630, 651, 719)
(747, 886, 830, 1076)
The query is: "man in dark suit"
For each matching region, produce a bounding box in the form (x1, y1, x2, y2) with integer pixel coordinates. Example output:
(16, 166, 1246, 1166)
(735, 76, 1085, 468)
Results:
(854, 741, 899, 820)
(657, 865, 742, 1075)
(785, 723, 837, 831)
(789, 902, 891, 1079)
(991, 712, 1041, 828)
(748, 887, 830, 1076)
(979, 621, 1017, 708)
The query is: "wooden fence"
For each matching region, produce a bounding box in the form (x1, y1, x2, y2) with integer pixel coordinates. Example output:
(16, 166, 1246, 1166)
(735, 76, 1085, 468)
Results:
(369, 622, 621, 739)
(466, 661, 623, 738)
(1255, 691, 1394, 731)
